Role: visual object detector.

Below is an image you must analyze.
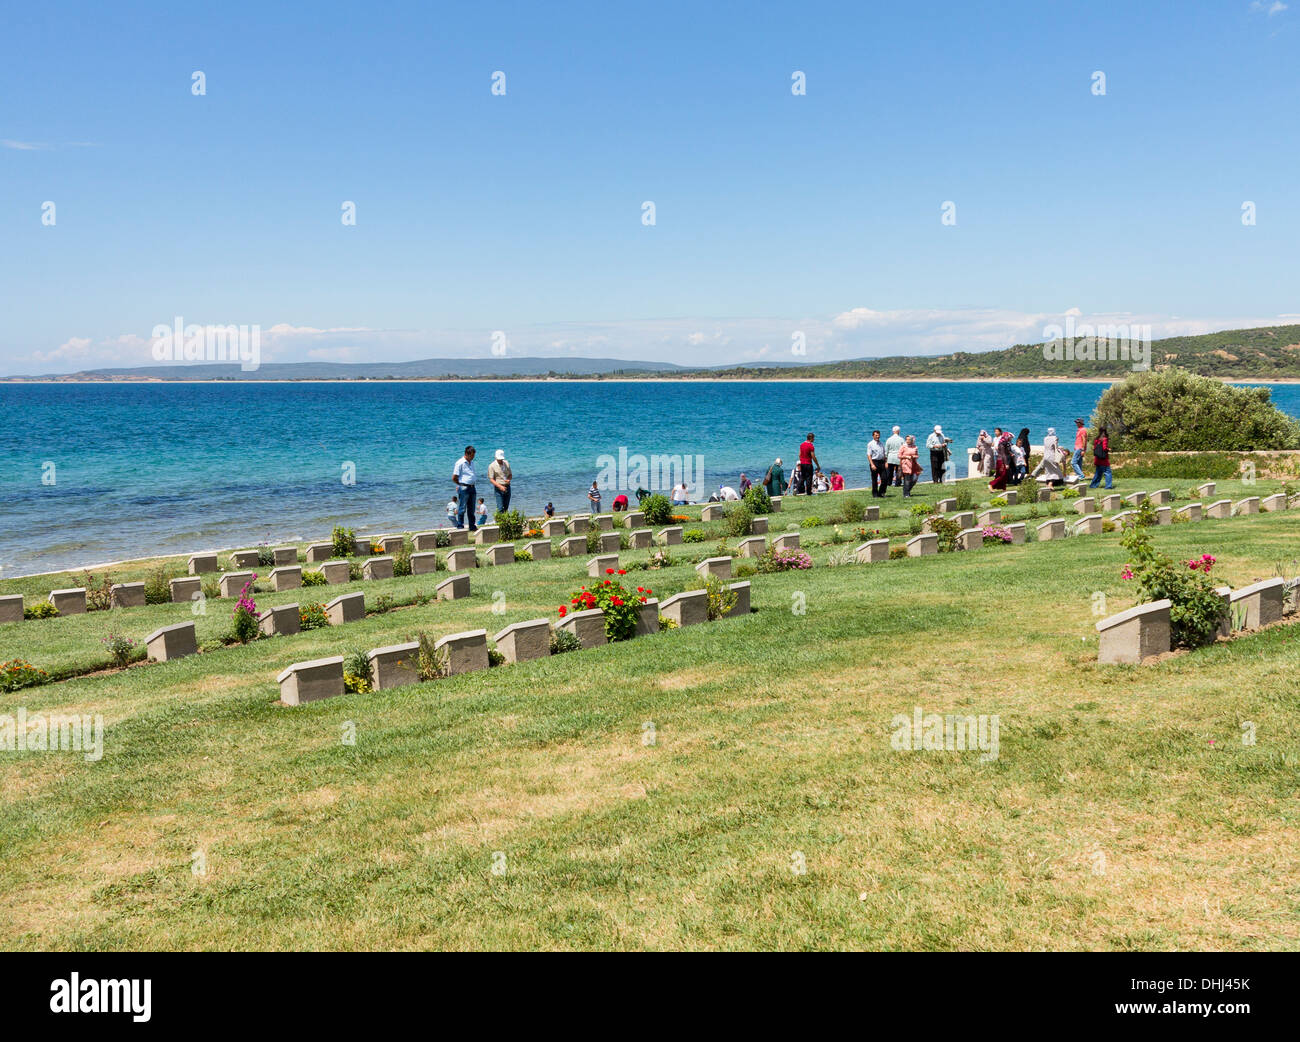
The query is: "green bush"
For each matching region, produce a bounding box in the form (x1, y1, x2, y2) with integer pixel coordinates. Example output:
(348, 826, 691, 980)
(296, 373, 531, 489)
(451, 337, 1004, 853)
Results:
(800, 516, 823, 528)
(302, 569, 328, 586)
(889, 546, 908, 559)
(299, 603, 330, 630)
(331, 526, 356, 558)
(1, 659, 50, 692)
(953, 484, 977, 512)
(742, 486, 772, 516)
(1120, 521, 1225, 648)
(682, 529, 706, 543)
(723, 502, 754, 537)
(514, 549, 533, 562)
(256, 544, 276, 567)
(494, 509, 525, 541)
(641, 494, 673, 526)
(688, 574, 739, 620)
(1094, 368, 1300, 451)
(143, 567, 176, 605)
(434, 529, 451, 548)
(342, 648, 372, 693)
(23, 602, 60, 620)
(550, 629, 582, 654)
(831, 496, 864, 525)
(393, 537, 413, 577)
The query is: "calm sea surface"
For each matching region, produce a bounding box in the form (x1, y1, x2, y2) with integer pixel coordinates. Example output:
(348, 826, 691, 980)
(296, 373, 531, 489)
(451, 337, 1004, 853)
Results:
(3, 380, 1298, 576)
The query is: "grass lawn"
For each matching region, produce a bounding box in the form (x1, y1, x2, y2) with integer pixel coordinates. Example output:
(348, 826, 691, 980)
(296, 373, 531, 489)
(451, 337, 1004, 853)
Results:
(1, 474, 1298, 950)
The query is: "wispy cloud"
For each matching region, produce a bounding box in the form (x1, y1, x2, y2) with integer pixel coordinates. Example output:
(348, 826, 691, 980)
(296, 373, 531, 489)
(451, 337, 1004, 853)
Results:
(2, 139, 98, 151)
(1249, 1, 1288, 15)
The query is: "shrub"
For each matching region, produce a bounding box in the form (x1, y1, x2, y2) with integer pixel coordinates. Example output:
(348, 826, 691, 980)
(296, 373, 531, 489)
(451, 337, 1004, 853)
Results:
(889, 546, 908, 559)
(550, 629, 582, 654)
(23, 602, 59, 620)
(1120, 524, 1225, 648)
(800, 515, 823, 528)
(349, 561, 363, 581)
(299, 602, 330, 630)
(143, 568, 175, 605)
(342, 648, 372, 693)
(831, 497, 864, 524)
(415, 633, 448, 680)
(81, 571, 115, 612)
(494, 509, 525, 540)
(682, 529, 706, 543)
(641, 494, 673, 526)
(1061, 487, 1080, 499)
(393, 537, 413, 577)
(557, 573, 645, 642)
(927, 516, 962, 553)
(231, 580, 260, 644)
(757, 547, 813, 572)
(734, 562, 757, 578)
(989, 496, 1008, 508)
(302, 569, 328, 586)
(331, 526, 356, 558)
(434, 529, 452, 548)
(488, 648, 506, 667)
(689, 574, 738, 620)
(1, 659, 50, 692)
(373, 594, 394, 614)
(658, 614, 678, 630)
(514, 549, 533, 562)
(724, 502, 754, 537)
(953, 484, 977, 511)
(101, 633, 137, 667)
(981, 525, 1014, 545)
(1094, 368, 1300, 451)
(908, 502, 934, 518)
(586, 528, 602, 553)
(742, 486, 772, 516)
(256, 544, 276, 567)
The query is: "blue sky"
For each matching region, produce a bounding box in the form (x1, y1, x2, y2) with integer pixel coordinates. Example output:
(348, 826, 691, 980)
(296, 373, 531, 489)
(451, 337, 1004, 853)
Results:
(2, 0, 1297, 374)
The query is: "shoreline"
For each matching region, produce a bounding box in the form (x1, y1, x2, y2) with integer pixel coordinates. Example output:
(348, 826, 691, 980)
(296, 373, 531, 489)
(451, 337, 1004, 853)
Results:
(8, 376, 1300, 385)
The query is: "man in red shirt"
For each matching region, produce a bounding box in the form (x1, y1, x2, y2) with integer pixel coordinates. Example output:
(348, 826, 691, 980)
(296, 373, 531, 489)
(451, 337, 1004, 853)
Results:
(797, 433, 819, 495)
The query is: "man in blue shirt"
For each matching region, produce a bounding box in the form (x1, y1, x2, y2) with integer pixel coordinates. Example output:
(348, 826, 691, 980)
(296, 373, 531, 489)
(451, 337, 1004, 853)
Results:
(452, 446, 478, 531)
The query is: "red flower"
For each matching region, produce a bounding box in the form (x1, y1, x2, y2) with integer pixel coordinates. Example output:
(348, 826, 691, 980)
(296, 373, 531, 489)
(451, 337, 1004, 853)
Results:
(639, 596, 647, 603)
(558, 605, 567, 617)
(611, 597, 624, 606)
(617, 569, 626, 575)
(606, 568, 615, 574)
(637, 586, 644, 593)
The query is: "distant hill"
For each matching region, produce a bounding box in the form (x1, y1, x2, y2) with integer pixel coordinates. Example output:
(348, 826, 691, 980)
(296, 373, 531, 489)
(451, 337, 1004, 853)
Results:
(678, 325, 1300, 381)
(7, 324, 1300, 382)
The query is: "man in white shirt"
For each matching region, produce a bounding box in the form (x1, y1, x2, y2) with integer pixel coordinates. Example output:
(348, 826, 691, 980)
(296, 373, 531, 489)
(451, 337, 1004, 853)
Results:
(884, 426, 905, 488)
(452, 445, 478, 530)
(867, 430, 886, 497)
(488, 449, 512, 513)
(925, 425, 952, 484)
(718, 485, 740, 501)
(671, 482, 690, 505)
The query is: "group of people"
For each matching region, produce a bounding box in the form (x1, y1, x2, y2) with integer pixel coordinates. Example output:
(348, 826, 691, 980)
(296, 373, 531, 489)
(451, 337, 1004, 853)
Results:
(445, 419, 1115, 532)
(976, 418, 1112, 492)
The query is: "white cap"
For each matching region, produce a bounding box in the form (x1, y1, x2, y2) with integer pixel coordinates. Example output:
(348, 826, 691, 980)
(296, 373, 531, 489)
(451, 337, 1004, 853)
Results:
(494, 449, 505, 460)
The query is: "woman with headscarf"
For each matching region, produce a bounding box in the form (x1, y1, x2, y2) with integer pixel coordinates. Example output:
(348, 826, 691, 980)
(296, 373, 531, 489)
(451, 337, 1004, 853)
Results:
(1032, 427, 1064, 486)
(988, 431, 1013, 491)
(976, 430, 995, 479)
(763, 457, 787, 497)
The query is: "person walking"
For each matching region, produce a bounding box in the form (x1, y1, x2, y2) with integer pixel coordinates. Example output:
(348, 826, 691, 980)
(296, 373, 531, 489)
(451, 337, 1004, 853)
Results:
(900, 435, 921, 497)
(867, 431, 887, 497)
(452, 445, 478, 531)
(1072, 419, 1088, 481)
(797, 432, 819, 496)
(1089, 426, 1113, 489)
(488, 449, 512, 513)
(976, 430, 995, 479)
(926, 425, 950, 483)
(1032, 427, 1065, 486)
(763, 457, 786, 498)
(884, 426, 904, 488)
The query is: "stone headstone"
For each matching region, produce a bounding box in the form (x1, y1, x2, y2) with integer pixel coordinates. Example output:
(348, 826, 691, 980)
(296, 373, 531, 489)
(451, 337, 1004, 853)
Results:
(1101, 495, 1122, 512)
(273, 547, 298, 566)
(1111, 510, 1136, 529)
(1124, 491, 1147, 507)
(594, 514, 614, 531)
(628, 529, 652, 550)
(599, 532, 621, 553)
(325, 591, 365, 624)
(49, 588, 87, 615)
(587, 554, 619, 578)
(950, 512, 975, 529)
(0, 594, 23, 624)
(446, 528, 469, 547)
(1230, 578, 1285, 629)
(412, 532, 440, 552)
(1036, 487, 1052, 503)
(855, 539, 889, 563)
(425, 625, 477, 671)
(542, 519, 566, 538)
(1096, 599, 1171, 664)
(1177, 503, 1202, 522)
(566, 516, 590, 534)
(170, 576, 203, 602)
(1155, 507, 1172, 526)
(636, 599, 660, 635)
(863, 505, 880, 521)
(772, 532, 800, 552)
(1036, 519, 1065, 541)
(525, 539, 552, 560)
(977, 508, 1000, 526)
(956, 527, 984, 551)
(110, 581, 146, 608)
(557, 537, 586, 558)
(320, 560, 351, 584)
(485, 543, 515, 566)
(145, 620, 198, 662)
(751, 516, 769, 533)
(1150, 489, 1172, 506)
(623, 511, 645, 529)
(188, 553, 219, 575)
(657, 526, 683, 546)
(907, 533, 937, 556)
(1005, 522, 1026, 544)
(277, 656, 344, 705)
(230, 550, 260, 568)
(769, 497, 782, 512)
(1001, 489, 1018, 505)
(1206, 499, 1232, 519)
(738, 536, 766, 557)
(700, 504, 724, 522)
(1072, 497, 1096, 515)
(363, 556, 394, 580)
(492, 619, 552, 663)
(1197, 482, 1216, 498)
(660, 589, 709, 626)
(269, 566, 302, 591)
(410, 551, 439, 575)
(474, 525, 501, 545)
(377, 536, 403, 555)
(219, 571, 254, 598)
(1261, 493, 1287, 512)
(305, 542, 333, 563)
(1074, 513, 1103, 536)
(445, 547, 477, 571)
(368, 641, 421, 690)
(727, 581, 752, 616)
(558, 608, 606, 648)
(258, 602, 300, 636)
(936, 498, 956, 512)
(436, 572, 471, 601)
(695, 556, 732, 580)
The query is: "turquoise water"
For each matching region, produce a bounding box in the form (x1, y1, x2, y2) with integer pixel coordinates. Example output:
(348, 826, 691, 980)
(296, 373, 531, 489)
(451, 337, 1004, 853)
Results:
(3, 380, 1298, 577)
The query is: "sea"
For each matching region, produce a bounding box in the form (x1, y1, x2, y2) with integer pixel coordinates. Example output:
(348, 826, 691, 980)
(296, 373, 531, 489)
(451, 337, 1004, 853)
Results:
(3, 380, 1298, 577)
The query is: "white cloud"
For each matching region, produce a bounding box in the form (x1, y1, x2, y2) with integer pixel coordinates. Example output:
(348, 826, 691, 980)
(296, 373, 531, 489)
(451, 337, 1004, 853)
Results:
(1250, 1, 1287, 14)
(2, 139, 49, 151)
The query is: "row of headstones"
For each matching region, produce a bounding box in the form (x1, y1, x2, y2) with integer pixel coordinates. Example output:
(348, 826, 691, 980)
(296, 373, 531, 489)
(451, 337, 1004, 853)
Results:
(276, 576, 756, 706)
(133, 573, 476, 664)
(1095, 579, 1288, 664)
